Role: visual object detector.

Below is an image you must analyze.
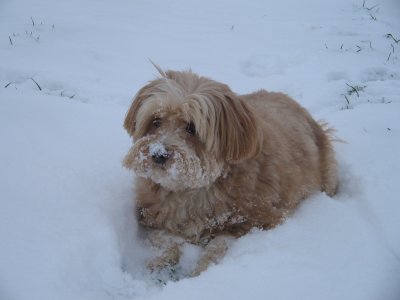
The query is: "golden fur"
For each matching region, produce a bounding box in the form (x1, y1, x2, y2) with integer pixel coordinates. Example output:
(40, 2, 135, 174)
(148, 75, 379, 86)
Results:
(123, 69, 339, 276)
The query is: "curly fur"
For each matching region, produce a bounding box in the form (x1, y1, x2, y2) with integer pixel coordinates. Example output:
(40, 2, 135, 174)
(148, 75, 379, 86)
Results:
(123, 68, 339, 275)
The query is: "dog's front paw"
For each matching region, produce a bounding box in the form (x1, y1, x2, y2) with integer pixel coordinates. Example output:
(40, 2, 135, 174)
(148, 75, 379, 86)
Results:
(147, 244, 181, 271)
(149, 262, 181, 285)
(190, 235, 233, 277)
(190, 260, 210, 277)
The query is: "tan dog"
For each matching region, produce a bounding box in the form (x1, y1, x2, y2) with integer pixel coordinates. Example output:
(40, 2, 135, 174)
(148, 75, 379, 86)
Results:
(123, 67, 338, 276)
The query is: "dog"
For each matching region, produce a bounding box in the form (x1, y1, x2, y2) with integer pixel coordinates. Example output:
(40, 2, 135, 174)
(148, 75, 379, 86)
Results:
(123, 67, 339, 276)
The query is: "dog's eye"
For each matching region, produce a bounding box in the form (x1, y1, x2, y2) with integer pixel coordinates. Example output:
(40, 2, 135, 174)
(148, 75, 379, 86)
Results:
(186, 122, 196, 135)
(152, 118, 162, 128)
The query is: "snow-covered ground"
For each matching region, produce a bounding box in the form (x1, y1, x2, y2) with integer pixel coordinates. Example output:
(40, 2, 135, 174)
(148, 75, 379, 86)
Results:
(1, 0, 400, 299)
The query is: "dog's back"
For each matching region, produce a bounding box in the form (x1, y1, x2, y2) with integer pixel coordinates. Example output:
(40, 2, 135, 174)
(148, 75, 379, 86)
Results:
(242, 90, 339, 198)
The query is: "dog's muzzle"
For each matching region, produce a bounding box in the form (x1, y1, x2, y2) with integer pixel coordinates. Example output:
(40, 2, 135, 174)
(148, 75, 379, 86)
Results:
(124, 135, 225, 191)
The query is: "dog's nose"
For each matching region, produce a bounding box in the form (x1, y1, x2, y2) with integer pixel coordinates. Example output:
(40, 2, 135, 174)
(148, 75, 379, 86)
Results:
(152, 153, 168, 165)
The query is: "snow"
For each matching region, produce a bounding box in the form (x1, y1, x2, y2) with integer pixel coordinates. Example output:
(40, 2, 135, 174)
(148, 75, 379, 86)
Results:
(149, 142, 168, 157)
(0, 0, 399, 299)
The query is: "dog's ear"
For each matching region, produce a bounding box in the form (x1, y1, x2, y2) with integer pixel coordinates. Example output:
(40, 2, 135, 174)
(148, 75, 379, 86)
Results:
(124, 81, 158, 138)
(210, 86, 263, 163)
(199, 82, 263, 163)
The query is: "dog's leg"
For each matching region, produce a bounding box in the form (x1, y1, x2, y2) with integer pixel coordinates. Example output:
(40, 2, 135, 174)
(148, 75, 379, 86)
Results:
(191, 235, 234, 277)
(146, 230, 184, 271)
(147, 243, 182, 271)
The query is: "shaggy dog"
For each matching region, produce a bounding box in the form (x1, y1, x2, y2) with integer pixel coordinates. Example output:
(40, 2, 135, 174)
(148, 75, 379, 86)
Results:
(123, 67, 339, 276)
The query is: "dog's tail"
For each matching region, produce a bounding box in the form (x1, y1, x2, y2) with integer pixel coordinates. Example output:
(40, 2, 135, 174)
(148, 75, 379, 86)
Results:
(317, 120, 341, 197)
(318, 121, 344, 144)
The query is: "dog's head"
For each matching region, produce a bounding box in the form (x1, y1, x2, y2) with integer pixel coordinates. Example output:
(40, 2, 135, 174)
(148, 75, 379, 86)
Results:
(123, 69, 262, 192)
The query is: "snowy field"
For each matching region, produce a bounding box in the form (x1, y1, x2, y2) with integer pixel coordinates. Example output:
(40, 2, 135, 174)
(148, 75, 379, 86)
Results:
(1, 0, 400, 299)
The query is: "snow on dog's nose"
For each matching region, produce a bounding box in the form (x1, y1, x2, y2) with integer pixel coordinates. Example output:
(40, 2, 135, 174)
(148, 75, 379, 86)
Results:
(149, 142, 169, 165)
